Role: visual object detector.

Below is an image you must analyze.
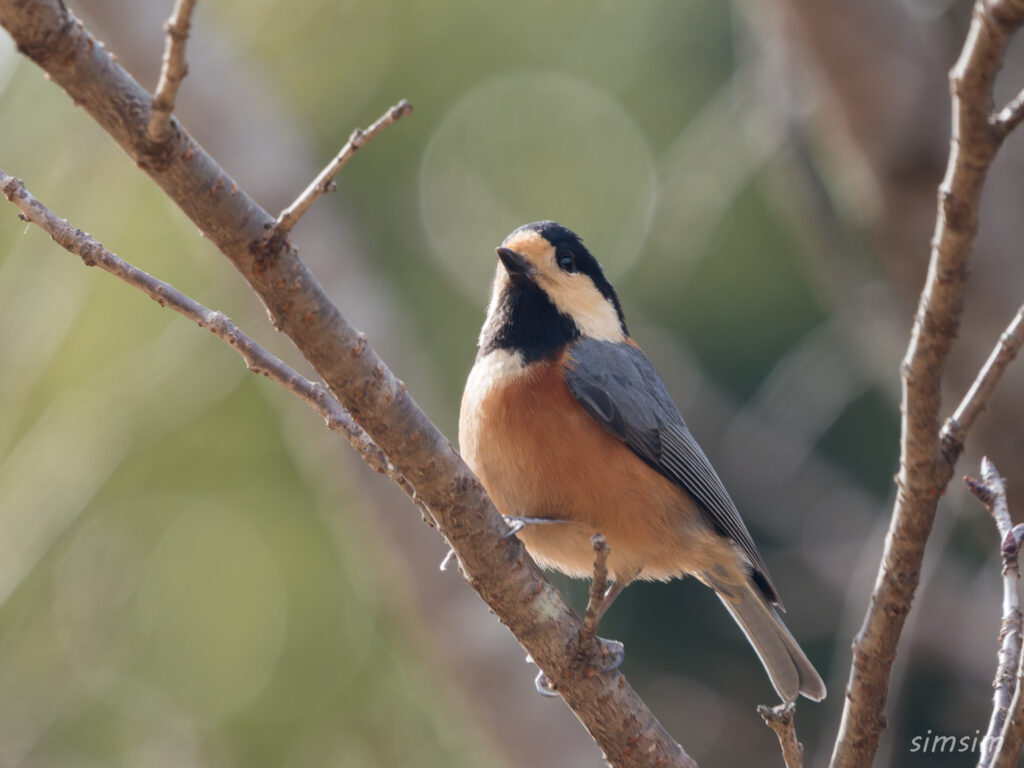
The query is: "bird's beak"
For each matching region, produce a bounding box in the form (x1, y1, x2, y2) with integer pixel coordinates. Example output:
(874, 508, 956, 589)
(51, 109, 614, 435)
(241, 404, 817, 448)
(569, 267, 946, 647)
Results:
(496, 247, 537, 279)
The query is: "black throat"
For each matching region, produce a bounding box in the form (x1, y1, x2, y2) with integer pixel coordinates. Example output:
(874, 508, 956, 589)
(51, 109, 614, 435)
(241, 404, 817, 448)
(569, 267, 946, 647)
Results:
(479, 277, 579, 363)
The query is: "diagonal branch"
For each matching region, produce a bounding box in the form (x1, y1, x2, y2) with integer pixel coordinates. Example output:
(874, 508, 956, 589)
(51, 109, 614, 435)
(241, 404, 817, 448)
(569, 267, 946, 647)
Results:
(942, 304, 1024, 451)
(0, 3, 696, 765)
(831, 2, 1024, 766)
(273, 99, 413, 239)
(0, 168, 434, 529)
(147, 0, 197, 145)
(992, 87, 1024, 141)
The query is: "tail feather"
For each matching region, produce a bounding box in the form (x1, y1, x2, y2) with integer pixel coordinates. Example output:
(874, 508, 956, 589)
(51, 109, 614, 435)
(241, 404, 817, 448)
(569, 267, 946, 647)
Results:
(714, 581, 826, 702)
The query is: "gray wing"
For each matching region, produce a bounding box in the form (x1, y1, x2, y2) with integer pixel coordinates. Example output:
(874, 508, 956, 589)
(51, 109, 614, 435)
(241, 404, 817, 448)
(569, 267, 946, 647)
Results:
(564, 338, 780, 605)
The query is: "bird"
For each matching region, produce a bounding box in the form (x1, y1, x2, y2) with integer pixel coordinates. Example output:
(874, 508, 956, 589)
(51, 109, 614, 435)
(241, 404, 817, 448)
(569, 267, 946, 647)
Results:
(458, 220, 826, 703)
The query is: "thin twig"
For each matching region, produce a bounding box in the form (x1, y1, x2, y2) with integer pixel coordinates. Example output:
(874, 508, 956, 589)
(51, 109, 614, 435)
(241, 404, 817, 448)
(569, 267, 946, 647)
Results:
(993, 87, 1024, 140)
(0, 169, 434, 528)
(942, 305, 1024, 452)
(758, 701, 803, 768)
(994, 581, 1024, 768)
(147, 0, 197, 145)
(966, 459, 1022, 768)
(273, 99, 413, 237)
(831, 2, 1024, 764)
(995, 678, 1024, 768)
(578, 534, 610, 651)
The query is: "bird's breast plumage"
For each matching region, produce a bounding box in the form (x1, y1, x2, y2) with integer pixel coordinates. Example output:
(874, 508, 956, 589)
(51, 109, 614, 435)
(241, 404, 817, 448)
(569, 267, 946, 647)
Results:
(458, 345, 742, 585)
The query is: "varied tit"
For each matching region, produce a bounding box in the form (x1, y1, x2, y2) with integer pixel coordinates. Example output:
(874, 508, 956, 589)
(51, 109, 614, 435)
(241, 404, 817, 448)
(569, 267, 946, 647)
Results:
(458, 221, 826, 703)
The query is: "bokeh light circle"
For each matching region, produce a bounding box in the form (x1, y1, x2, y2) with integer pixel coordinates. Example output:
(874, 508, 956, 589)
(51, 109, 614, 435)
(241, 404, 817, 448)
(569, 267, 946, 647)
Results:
(419, 71, 656, 299)
(133, 503, 288, 723)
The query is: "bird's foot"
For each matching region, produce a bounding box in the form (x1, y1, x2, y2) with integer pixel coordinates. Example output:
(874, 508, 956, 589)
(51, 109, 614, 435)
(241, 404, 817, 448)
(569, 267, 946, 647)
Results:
(438, 546, 456, 571)
(522, 533, 628, 697)
(571, 632, 626, 675)
(534, 669, 560, 698)
(593, 637, 625, 672)
(501, 515, 570, 539)
(442, 515, 569, 569)
(524, 654, 560, 698)
(526, 636, 626, 699)
(572, 533, 627, 673)
(502, 516, 526, 538)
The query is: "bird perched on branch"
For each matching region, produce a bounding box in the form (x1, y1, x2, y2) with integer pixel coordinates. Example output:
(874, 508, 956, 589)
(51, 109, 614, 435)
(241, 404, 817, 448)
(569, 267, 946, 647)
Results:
(458, 221, 826, 702)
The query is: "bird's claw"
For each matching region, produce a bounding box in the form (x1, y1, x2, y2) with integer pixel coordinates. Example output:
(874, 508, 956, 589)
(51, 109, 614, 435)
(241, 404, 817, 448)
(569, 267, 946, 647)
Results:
(502, 516, 526, 538)
(534, 670, 559, 697)
(526, 638, 625, 698)
(502, 515, 571, 539)
(594, 637, 625, 672)
(438, 547, 456, 571)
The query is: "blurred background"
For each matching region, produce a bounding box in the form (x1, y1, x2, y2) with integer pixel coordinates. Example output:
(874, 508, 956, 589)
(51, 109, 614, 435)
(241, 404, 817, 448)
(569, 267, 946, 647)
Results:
(1, 0, 1023, 765)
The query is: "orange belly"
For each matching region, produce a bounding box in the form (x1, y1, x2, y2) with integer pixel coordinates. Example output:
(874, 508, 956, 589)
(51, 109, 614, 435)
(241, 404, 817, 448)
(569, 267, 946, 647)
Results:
(459, 350, 743, 586)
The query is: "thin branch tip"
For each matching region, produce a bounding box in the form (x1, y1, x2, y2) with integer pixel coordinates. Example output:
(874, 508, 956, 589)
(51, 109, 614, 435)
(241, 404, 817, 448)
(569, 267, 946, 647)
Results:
(970, 457, 1024, 768)
(577, 533, 611, 653)
(993, 87, 1024, 138)
(391, 98, 414, 119)
(946, 305, 1024, 456)
(273, 99, 414, 237)
(147, 0, 198, 145)
(758, 701, 803, 768)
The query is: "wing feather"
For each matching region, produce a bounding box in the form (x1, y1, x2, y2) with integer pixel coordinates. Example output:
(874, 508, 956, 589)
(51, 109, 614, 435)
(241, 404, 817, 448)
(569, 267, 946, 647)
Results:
(564, 338, 780, 605)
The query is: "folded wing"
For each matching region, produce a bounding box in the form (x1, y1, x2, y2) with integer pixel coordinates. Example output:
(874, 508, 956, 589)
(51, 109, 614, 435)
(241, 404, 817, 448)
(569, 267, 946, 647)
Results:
(563, 338, 781, 606)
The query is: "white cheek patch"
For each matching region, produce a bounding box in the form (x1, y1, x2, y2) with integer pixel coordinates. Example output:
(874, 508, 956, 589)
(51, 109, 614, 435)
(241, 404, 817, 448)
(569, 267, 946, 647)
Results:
(543, 272, 624, 343)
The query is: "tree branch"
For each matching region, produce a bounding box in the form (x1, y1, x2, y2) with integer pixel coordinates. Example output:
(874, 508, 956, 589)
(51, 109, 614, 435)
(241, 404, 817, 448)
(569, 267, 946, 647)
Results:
(942, 304, 1024, 451)
(758, 701, 803, 768)
(0, 168, 437, 528)
(965, 459, 1023, 768)
(147, 0, 197, 145)
(578, 533, 610, 652)
(0, 3, 696, 765)
(273, 99, 413, 239)
(994, 603, 1024, 768)
(995, 688, 1024, 767)
(992, 87, 1024, 141)
(831, 2, 1024, 766)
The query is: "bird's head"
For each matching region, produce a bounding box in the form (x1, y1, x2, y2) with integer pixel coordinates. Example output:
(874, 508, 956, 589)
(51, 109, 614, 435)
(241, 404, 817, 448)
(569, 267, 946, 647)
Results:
(479, 221, 627, 362)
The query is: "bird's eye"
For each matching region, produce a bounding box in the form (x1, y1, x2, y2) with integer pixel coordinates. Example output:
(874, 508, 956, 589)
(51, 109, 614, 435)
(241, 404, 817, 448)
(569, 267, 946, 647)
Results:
(557, 251, 576, 273)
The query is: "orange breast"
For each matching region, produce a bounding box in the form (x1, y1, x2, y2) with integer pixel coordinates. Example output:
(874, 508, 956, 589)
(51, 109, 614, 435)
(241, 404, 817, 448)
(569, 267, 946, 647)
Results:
(459, 349, 743, 586)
